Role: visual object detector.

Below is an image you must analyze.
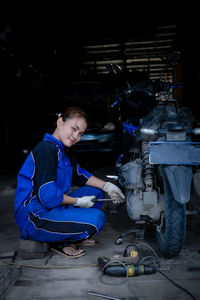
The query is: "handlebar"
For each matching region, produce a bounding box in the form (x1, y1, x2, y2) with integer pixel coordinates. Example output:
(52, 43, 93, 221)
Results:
(111, 88, 134, 107)
(111, 81, 183, 108)
(111, 87, 154, 108)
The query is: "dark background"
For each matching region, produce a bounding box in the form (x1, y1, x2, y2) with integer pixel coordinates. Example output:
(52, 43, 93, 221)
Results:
(0, 2, 198, 170)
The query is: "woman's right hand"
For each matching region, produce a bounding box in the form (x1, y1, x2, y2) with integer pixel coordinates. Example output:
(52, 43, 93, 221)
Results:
(74, 195, 96, 208)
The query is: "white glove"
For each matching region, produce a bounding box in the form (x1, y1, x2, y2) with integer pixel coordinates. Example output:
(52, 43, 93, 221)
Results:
(103, 182, 125, 204)
(74, 195, 96, 208)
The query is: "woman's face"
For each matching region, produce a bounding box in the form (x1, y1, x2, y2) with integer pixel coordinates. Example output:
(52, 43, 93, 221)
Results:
(53, 116, 87, 147)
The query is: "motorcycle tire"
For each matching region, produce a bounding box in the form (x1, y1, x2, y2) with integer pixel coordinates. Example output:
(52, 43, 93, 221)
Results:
(156, 171, 186, 258)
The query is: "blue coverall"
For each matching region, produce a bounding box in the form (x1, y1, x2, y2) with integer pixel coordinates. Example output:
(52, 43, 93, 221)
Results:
(14, 133, 105, 243)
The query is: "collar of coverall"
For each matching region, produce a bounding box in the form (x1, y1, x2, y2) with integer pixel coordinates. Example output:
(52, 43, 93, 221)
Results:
(43, 133, 64, 150)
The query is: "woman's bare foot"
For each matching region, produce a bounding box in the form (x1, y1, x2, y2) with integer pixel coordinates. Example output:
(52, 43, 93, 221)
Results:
(62, 244, 85, 256)
(79, 238, 97, 246)
(50, 244, 86, 258)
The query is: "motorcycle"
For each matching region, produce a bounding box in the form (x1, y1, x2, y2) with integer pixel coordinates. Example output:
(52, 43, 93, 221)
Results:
(110, 61, 200, 258)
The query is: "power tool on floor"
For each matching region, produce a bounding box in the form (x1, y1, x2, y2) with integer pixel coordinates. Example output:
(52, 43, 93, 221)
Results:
(98, 244, 156, 277)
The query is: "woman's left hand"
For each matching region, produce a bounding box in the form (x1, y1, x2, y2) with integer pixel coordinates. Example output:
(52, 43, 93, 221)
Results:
(103, 182, 125, 204)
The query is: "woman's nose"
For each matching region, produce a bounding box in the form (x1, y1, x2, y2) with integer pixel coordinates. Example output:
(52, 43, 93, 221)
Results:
(73, 131, 79, 140)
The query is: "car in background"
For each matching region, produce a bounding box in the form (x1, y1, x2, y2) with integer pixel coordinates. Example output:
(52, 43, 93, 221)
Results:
(73, 121, 118, 153)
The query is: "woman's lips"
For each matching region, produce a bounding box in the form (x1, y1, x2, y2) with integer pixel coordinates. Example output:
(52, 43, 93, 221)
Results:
(69, 138, 76, 144)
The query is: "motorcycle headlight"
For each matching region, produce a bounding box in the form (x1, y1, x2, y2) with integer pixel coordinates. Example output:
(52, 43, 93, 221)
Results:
(140, 128, 158, 135)
(193, 128, 200, 135)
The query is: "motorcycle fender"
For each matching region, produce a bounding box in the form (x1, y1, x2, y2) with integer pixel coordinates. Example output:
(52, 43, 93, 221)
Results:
(163, 165, 192, 204)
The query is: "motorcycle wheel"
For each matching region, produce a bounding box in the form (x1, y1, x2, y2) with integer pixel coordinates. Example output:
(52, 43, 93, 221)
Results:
(156, 172, 186, 258)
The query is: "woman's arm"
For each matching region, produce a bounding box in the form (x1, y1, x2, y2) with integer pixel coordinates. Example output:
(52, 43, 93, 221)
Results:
(61, 176, 106, 205)
(61, 175, 125, 206)
(86, 175, 106, 189)
(62, 194, 76, 205)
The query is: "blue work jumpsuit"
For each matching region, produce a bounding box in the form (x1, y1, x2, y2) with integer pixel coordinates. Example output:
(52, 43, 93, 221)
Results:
(14, 133, 105, 243)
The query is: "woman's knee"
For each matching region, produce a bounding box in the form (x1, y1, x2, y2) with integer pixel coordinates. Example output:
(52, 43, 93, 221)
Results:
(93, 209, 106, 232)
(69, 186, 105, 199)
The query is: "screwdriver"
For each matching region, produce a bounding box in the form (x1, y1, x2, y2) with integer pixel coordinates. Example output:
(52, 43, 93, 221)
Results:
(92, 198, 125, 202)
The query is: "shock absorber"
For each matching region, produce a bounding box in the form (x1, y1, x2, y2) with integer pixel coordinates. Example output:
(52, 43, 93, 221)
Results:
(142, 140, 154, 191)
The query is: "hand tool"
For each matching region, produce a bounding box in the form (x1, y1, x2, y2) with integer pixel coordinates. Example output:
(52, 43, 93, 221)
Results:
(92, 198, 125, 202)
(88, 291, 137, 299)
(88, 290, 121, 300)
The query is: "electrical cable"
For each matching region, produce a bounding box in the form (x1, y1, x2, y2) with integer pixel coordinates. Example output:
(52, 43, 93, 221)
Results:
(156, 270, 197, 300)
(136, 242, 160, 267)
(98, 242, 197, 299)
(0, 258, 98, 269)
(98, 243, 157, 285)
(0, 243, 198, 299)
(135, 242, 197, 300)
(139, 255, 158, 267)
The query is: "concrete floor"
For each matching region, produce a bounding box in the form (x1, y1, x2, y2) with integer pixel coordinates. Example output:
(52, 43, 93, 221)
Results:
(0, 157, 200, 300)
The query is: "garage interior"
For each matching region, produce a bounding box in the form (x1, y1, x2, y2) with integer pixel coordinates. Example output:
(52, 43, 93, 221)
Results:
(1, 2, 200, 300)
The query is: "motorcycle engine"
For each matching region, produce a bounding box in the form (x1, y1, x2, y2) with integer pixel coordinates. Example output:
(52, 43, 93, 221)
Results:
(117, 158, 165, 221)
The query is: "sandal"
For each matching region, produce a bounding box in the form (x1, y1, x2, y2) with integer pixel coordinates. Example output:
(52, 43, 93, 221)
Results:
(50, 244, 86, 259)
(76, 239, 98, 246)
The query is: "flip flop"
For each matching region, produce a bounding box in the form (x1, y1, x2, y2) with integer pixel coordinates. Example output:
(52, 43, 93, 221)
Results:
(76, 239, 98, 246)
(50, 244, 86, 259)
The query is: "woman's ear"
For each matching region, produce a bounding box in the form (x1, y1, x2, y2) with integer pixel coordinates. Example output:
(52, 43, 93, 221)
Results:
(57, 117, 63, 128)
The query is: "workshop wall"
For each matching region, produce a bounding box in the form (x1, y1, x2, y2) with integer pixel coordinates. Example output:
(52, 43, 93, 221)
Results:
(0, 2, 193, 169)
